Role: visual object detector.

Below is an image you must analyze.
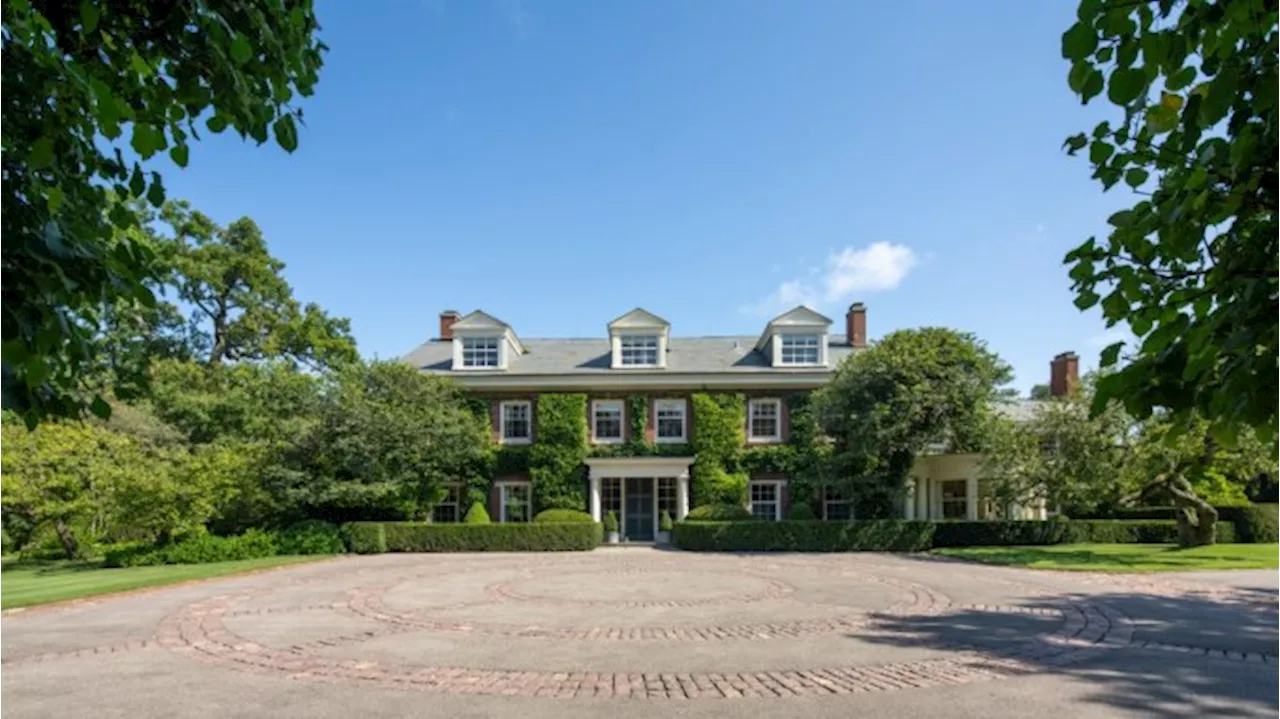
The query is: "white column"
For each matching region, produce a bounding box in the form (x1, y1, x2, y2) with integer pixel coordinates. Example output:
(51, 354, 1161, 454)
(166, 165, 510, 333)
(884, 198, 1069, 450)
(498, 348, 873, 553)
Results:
(966, 477, 979, 520)
(916, 478, 928, 519)
(903, 479, 916, 520)
(589, 475, 601, 522)
(676, 473, 689, 520)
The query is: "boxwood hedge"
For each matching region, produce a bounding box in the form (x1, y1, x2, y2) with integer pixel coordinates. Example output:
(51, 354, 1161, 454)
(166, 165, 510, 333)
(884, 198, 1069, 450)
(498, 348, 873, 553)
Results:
(341, 522, 601, 553)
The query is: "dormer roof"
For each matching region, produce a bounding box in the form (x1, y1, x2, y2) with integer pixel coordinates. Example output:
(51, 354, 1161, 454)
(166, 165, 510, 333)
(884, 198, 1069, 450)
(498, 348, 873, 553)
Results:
(755, 306, 833, 350)
(607, 308, 671, 332)
(450, 310, 524, 354)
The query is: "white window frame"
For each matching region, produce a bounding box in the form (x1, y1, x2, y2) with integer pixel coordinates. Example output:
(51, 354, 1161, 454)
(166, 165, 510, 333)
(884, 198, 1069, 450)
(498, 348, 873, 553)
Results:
(747, 398, 782, 443)
(496, 481, 531, 523)
(618, 334, 660, 367)
(748, 480, 785, 521)
(653, 398, 687, 444)
(459, 336, 501, 369)
(940, 479, 969, 520)
(499, 400, 532, 445)
(432, 483, 463, 523)
(822, 486, 853, 521)
(778, 334, 822, 366)
(591, 399, 625, 445)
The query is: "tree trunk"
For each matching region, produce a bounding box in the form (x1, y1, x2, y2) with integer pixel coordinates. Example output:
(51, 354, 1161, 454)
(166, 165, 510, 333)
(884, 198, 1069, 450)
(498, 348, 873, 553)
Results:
(52, 520, 80, 559)
(1169, 479, 1218, 547)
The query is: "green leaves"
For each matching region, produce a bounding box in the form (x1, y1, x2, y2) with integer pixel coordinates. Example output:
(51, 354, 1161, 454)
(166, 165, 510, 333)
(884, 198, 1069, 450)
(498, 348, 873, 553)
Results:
(1124, 168, 1149, 188)
(273, 114, 298, 152)
(29, 137, 54, 169)
(1107, 67, 1147, 105)
(1062, 22, 1098, 60)
(130, 124, 165, 158)
(79, 1, 99, 33)
(231, 34, 253, 64)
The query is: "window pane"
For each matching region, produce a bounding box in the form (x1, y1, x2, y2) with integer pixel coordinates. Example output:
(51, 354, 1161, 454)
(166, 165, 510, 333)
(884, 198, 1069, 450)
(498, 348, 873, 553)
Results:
(620, 335, 660, 366)
(431, 484, 461, 523)
(503, 402, 531, 440)
(780, 335, 820, 365)
(593, 402, 623, 441)
(657, 477, 677, 516)
(655, 400, 686, 440)
(462, 337, 500, 367)
(503, 484, 530, 522)
(749, 400, 779, 439)
(941, 480, 967, 519)
(749, 482, 779, 521)
(601, 479, 622, 519)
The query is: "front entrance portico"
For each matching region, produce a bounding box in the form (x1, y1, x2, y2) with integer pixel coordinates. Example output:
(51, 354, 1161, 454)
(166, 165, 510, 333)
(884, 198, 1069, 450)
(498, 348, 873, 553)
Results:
(585, 457, 693, 542)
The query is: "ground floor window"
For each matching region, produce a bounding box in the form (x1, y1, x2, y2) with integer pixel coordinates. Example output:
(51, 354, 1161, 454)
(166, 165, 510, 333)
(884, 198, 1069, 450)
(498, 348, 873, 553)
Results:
(498, 482, 531, 522)
(748, 480, 784, 521)
(601, 478, 622, 521)
(823, 486, 853, 521)
(432, 484, 462, 523)
(940, 479, 968, 519)
(657, 477, 677, 520)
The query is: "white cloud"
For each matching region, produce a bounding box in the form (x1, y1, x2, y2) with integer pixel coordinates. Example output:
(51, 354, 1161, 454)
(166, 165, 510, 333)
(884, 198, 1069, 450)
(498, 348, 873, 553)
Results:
(742, 241, 919, 317)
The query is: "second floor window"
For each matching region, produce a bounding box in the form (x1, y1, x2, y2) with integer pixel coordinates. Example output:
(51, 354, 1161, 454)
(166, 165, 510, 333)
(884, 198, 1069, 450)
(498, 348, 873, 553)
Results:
(592, 400, 624, 443)
(654, 399, 687, 442)
(779, 334, 821, 365)
(619, 335, 659, 366)
(461, 337, 500, 368)
(748, 398, 781, 442)
(501, 401, 531, 444)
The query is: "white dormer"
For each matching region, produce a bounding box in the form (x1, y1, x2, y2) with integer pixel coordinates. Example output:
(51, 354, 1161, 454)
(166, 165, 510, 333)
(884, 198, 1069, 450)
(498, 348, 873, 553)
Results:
(449, 310, 524, 371)
(607, 308, 670, 369)
(755, 306, 832, 368)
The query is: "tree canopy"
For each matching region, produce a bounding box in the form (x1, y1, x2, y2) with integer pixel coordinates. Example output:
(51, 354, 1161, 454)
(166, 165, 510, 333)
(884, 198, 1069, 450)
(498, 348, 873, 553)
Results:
(1061, 0, 1278, 442)
(1, 0, 326, 427)
(817, 328, 1012, 517)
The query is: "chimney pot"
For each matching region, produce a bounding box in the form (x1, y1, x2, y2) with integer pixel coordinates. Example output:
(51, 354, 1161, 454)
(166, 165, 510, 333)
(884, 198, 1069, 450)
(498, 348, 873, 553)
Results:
(1049, 351, 1079, 397)
(846, 303, 867, 348)
(439, 310, 461, 341)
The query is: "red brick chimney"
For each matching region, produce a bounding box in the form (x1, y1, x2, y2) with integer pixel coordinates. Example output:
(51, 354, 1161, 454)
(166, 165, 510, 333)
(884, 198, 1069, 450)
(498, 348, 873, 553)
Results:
(846, 303, 866, 348)
(1049, 351, 1079, 396)
(439, 310, 460, 341)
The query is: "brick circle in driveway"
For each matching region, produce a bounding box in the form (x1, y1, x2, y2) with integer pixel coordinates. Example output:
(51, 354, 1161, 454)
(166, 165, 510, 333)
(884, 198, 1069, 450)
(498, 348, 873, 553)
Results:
(147, 553, 1136, 699)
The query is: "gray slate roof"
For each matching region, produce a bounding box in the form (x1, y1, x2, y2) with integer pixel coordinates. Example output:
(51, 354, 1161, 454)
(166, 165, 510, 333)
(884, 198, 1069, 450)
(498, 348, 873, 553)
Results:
(403, 336, 858, 376)
(993, 398, 1042, 422)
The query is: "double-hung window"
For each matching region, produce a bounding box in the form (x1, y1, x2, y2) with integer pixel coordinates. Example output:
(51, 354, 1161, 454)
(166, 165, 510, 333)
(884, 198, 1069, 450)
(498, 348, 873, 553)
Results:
(654, 399, 687, 443)
(500, 401, 532, 444)
(461, 337, 500, 368)
(823, 486, 853, 521)
(498, 482, 530, 522)
(432, 484, 462, 523)
(748, 480, 784, 521)
(592, 399, 624, 444)
(941, 480, 968, 519)
(747, 398, 781, 443)
(619, 335, 659, 366)
(779, 334, 821, 365)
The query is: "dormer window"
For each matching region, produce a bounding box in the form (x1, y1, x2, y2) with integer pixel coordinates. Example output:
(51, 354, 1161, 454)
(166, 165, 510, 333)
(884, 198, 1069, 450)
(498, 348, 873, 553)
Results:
(619, 335, 660, 366)
(779, 334, 821, 365)
(461, 337, 500, 368)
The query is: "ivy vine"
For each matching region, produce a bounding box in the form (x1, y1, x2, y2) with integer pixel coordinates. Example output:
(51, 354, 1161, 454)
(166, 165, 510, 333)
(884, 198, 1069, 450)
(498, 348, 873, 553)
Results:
(528, 394, 588, 511)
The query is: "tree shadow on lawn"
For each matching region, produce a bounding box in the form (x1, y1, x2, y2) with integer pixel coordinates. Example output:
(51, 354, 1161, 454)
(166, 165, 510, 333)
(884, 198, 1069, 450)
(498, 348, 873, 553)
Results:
(0, 558, 106, 575)
(855, 588, 1278, 717)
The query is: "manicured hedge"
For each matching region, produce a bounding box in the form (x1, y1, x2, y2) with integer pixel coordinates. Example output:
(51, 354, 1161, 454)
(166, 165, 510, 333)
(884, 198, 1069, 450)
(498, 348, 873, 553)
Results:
(673, 520, 934, 552)
(1083, 504, 1276, 543)
(341, 522, 601, 553)
(533, 509, 594, 523)
(685, 504, 757, 521)
(674, 519, 1238, 552)
(276, 520, 346, 555)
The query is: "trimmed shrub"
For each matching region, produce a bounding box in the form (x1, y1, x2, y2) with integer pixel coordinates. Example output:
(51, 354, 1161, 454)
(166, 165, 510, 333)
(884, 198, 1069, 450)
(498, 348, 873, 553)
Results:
(276, 520, 345, 555)
(343, 522, 601, 553)
(686, 503, 756, 521)
(674, 519, 1238, 552)
(1220, 504, 1278, 543)
(674, 520, 935, 552)
(603, 511, 619, 534)
(659, 511, 673, 532)
(463, 502, 491, 524)
(533, 509, 594, 523)
(103, 529, 278, 567)
(342, 522, 387, 554)
(787, 503, 817, 521)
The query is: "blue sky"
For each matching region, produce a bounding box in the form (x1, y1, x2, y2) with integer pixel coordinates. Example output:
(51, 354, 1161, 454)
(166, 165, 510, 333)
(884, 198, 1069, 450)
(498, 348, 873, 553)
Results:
(155, 0, 1134, 393)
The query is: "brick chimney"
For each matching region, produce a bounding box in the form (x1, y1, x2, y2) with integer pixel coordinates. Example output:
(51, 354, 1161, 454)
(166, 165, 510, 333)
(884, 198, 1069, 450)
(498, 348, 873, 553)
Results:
(846, 303, 866, 348)
(439, 310, 460, 341)
(1049, 351, 1079, 396)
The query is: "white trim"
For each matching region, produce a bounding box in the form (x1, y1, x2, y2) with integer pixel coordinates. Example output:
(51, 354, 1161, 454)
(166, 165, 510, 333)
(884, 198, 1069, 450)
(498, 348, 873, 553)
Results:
(590, 399, 625, 444)
(425, 371, 835, 391)
(747, 398, 782, 443)
(495, 481, 531, 523)
(612, 333, 665, 369)
(653, 398, 687, 443)
(775, 333, 826, 367)
(499, 400, 532, 445)
(748, 479, 786, 521)
(455, 335, 502, 370)
(584, 456, 695, 479)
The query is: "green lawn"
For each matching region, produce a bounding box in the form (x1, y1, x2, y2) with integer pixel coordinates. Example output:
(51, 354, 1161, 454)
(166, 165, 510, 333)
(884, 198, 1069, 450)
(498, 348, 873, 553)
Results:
(932, 543, 1280, 572)
(1, 555, 330, 610)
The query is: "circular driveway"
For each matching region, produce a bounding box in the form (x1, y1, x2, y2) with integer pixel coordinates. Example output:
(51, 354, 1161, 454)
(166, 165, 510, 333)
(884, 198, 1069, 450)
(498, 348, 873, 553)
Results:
(3, 550, 1277, 718)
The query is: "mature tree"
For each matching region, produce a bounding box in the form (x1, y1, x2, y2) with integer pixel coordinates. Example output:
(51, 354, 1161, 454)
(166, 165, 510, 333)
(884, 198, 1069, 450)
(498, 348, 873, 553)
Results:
(982, 379, 1134, 517)
(817, 328, 1013, 517)
(1029, 384, 1053, 400)
(153, 201, 356, 370)
(2, 0, 326, 427)
(295, 362, 490, 523)
(1061, 0, 1278, 442)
